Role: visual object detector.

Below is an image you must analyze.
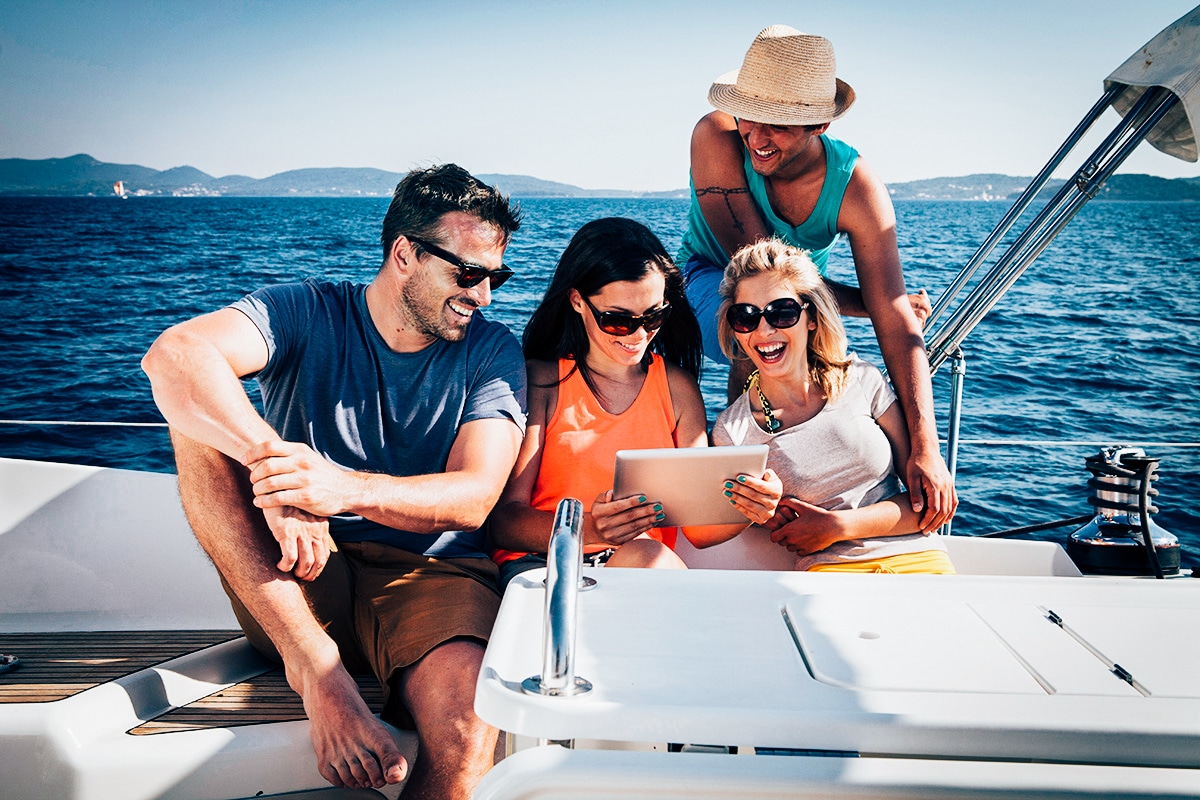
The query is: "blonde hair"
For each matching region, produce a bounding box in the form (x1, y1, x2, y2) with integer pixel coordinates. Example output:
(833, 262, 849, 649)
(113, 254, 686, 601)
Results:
(717, 239, 851, 402)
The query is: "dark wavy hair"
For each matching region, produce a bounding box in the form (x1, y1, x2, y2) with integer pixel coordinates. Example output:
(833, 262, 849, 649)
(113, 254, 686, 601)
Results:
(523, 218, 702, 392)
(379, 164, 521, 262)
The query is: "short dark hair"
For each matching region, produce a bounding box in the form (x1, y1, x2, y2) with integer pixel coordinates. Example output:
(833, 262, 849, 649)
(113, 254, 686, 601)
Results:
(380, 164, 521, 262)
(523, 217, 703, 387)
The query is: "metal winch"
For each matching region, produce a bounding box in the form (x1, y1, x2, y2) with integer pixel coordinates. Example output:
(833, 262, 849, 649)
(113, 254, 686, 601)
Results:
(1067, 446, 1180, 577)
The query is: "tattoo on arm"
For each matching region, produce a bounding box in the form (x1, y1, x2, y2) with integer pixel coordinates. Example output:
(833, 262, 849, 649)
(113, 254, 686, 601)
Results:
(696, 186, 751, 235)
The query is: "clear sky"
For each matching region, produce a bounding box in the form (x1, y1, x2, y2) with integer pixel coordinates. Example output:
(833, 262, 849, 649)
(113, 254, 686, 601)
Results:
(2, 0, 1198, 191)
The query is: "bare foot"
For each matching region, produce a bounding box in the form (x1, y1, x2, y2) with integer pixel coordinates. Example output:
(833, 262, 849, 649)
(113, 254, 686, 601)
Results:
(291, 662, 407, 789)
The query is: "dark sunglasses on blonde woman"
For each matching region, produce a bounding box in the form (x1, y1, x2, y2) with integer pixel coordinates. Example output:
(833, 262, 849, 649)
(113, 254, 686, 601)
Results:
(725, 297, 809, 333)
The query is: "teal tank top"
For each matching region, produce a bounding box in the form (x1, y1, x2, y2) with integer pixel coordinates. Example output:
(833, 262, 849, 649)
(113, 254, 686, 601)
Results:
(678, 134, 859, 274)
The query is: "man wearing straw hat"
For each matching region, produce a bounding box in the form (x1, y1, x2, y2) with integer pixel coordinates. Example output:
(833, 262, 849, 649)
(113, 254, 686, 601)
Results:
(679, 24, 956, 532)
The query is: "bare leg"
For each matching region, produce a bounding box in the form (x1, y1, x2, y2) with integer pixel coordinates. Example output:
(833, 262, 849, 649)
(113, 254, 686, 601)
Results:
(607, 538, 687, 569)
(398, 639, 498, 800)
(171, 431, 406, 790)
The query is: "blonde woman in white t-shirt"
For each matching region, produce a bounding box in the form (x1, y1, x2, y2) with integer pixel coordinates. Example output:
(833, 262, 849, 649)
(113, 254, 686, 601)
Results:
(705, 239, 955, 574)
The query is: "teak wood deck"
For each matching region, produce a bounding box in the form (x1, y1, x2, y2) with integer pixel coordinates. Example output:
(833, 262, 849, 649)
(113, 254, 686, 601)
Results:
(0, 630, 385, 734)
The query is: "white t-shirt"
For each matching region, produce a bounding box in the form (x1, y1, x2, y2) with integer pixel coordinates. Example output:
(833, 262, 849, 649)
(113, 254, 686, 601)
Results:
(713, 355, 944, 569)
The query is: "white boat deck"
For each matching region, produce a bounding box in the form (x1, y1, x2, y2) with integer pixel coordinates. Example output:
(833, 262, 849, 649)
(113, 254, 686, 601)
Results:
(477, 566, 1200, 769)
(474, 746, 1200, 800)
(0, 458, 415, 799)
(4, 457, 1198, 798)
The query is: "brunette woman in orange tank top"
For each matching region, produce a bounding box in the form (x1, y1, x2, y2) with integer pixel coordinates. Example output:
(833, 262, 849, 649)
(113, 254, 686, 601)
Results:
(489, 218, 780, 587)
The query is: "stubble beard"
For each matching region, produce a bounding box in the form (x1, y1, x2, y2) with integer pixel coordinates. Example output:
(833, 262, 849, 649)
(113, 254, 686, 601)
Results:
(400, 279, 471, 344)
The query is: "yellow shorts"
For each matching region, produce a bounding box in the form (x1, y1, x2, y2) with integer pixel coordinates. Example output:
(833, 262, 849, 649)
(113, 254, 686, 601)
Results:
(806, 549, 956, 574)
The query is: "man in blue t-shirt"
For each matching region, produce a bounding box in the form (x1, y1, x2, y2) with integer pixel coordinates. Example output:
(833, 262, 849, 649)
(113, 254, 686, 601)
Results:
(679, 25, 955, 534)
(143, 165, 526, 798)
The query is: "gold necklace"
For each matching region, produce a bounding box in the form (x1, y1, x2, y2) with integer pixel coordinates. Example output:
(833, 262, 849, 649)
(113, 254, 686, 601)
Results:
(743, 370, 781, 433)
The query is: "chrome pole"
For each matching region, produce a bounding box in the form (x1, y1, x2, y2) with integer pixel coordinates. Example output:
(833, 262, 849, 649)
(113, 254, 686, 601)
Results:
(523, 498, 592, 697)
(942, 348, 966, 537)
(924, 86, 1124, 331)
(927, 87, 1178, 373)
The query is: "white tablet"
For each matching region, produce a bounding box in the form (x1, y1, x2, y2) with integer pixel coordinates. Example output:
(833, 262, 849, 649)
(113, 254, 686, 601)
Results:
(613, 445, 770, 527)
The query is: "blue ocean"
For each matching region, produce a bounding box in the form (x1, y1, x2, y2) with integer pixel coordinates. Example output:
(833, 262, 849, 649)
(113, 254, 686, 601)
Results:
(1, 196, 1197, 568)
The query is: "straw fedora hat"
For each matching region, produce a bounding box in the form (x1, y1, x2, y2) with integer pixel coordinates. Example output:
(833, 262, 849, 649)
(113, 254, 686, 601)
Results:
(708, 25, 856, 126)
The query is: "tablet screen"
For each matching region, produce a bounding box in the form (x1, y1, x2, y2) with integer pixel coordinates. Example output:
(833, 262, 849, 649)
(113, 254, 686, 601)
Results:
(613, 445, 769, 527)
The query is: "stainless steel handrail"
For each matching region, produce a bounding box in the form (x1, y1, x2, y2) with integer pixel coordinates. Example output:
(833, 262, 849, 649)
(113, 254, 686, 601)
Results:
(522, 497, 592, 697)
(923, 86, 1124, 332)
(941, 348, 966, 538)
(927, 86, 1179, 374)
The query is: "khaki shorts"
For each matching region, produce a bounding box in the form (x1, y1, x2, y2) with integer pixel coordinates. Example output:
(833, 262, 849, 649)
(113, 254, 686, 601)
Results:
(221, 540, 501, 726)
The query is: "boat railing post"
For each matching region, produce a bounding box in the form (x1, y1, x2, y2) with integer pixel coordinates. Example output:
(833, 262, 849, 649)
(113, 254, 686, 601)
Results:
(522, 498, 592, 698)
(924, 86, 1123, 332)
(927, 86, 1178, 373)
(942, 347, 966, 537)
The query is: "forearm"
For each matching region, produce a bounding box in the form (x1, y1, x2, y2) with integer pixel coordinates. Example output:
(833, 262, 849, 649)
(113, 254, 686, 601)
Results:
(774, 493, 923, 555)
(492, 497, 653, 553)
(826, 278, 868, 317)
(488, 500, 557, 553)
(877, 331, 941, 455)
(834, 494, 923, 540)
(343, 471, 504, 535)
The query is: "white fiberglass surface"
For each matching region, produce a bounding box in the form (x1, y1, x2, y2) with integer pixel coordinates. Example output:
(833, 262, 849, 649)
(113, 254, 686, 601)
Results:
(478, 568, 1200, 766)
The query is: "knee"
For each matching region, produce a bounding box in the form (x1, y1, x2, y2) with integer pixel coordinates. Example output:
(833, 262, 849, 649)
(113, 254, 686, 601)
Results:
(610, 539, 686, 570)
(404, 641, 492, 744)
(413, 688, 496, 769)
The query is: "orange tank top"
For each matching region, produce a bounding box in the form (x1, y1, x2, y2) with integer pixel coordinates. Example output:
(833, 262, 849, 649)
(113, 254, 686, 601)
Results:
(493, 354, 679, 564)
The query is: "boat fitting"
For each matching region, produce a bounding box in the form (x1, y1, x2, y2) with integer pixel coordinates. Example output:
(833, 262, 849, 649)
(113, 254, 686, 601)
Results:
(522, 498, 592, 697)
(1068, 446, 1180, 577)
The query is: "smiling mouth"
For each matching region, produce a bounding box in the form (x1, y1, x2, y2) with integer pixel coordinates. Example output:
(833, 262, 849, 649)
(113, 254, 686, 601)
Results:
(752, 147, 778, 160)
(754, 341, 786, 363)
(448, 299, 477, 319)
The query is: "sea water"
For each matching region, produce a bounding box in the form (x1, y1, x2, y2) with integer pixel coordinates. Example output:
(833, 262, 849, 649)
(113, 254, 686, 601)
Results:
(1, 196, 1196, 567)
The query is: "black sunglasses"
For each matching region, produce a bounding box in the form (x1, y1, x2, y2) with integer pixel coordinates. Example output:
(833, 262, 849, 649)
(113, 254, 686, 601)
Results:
(582, 295, 671, 336)
(407, 236, 514, 290)
(726, 297, 810, 333)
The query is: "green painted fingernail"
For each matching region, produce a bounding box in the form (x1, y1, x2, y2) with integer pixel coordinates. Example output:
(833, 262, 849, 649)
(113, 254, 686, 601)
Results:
(655, 512, 665, 521)
(724, 481, 734, 489)
(737, 475, 747, 483)
(653, 503, 662, 512)
(639, 496, 647, 503)
(723, 490, 732, 497)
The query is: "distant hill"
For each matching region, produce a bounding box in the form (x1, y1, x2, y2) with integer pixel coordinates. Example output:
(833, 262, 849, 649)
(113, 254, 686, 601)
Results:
(0, 155, 160, 195)
(0, 155, 688, 198)
(886, 174, 1048, 201)
(476, 173, 686, 199)
(886, 171, 1200, 201)
(1090, 173, 1200, 200)
(0, 154, 1196, 200)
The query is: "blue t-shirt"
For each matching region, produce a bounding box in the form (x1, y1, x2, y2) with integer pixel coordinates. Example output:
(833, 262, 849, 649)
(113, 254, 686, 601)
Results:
(677, 133, 859, 273)
(231, 279, 527, 559)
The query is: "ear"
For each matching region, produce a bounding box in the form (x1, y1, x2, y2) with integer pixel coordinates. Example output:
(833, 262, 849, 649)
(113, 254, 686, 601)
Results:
(390, 236, 418, 276)
(568, 288, 586, 314)
(812, 122, 831, 136)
